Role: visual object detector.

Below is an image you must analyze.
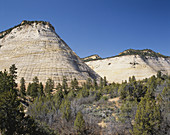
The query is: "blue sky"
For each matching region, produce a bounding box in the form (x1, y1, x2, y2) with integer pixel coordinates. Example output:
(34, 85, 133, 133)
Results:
(0, 0, 169, 58)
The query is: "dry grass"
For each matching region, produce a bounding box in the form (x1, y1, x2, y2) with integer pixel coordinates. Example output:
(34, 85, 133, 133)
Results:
(98, 120, 107, 128)
(108, 97, 120, 108)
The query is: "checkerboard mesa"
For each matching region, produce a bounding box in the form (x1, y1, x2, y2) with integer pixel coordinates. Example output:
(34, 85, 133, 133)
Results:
(0, 21, 100, 85)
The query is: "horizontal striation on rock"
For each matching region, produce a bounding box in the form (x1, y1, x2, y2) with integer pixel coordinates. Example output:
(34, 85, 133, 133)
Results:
(0, 21, 100, 85)
(86, 55, 170, 83)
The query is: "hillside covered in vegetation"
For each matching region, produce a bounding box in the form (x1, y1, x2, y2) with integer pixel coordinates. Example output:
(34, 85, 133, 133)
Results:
(0, 65, 169, 134)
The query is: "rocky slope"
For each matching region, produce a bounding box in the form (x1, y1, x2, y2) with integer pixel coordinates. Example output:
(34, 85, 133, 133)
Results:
(85, 49, 170, 83)
(82, 54, 101, 62)
(0, 21, 100, 85)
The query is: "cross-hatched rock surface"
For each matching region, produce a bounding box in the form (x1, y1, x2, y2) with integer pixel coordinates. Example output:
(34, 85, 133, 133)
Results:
(0, 21, 100, 85)
(86, 55, 170, 83)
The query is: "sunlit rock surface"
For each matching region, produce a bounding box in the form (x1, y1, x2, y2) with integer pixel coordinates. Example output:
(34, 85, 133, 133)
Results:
(86, 54, 170, 83)
(0, 21, 100, 85)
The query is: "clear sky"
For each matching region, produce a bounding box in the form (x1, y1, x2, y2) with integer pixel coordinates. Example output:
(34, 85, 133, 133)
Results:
(0, 0, 169, 58)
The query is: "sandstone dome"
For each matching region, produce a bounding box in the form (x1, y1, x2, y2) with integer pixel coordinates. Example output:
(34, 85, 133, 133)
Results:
(0, 21, 100, 85)
(85, 49, 170, 83)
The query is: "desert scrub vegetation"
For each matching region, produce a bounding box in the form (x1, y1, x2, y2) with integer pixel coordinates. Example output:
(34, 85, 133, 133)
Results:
(0, 65, 169, 134)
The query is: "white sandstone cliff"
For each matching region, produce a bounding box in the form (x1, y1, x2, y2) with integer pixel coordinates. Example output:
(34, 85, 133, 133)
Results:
(0, 21, 100, 85)
(86, 55, 170, 83)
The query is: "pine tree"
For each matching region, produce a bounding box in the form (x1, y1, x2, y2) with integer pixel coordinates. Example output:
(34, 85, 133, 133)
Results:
(99, 77, 104, 89)
(71, 78, 79, 90)
(0, 70, 10, 93)
(118, 83, 127, 100)
(86, 78, 92, 89)
(119, 95, 137, 128)
(104, 76, 107, 86)
(67, 90, 76, 100)
(157, 87, 170, 134)
(62, 76, 68, 95)
(9, 64, 18, 91)
(129, 76, 132, 83)
(38, 82, 45, 97)
(131, 76, 136, 83)
(133, 82, 147, 102)
(30, 77, 39, 99)
(20, 77, 26, 98)
(147, 75, 157, 89)
(0, 91, 24, 134)
(81, 88, 89, 98)
(157, 71, 162, 78)
(74, 111, 85, 134)
(54, 89, 63, 110)
(45, 78, 54, 95)
(93, 79, 98, 90)
(132, 89, 161, 135)
(26, 83, 32, 96)
(56, 83, 62, 91)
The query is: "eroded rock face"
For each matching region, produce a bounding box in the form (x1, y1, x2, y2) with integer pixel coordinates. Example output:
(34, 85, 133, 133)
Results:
(82, 54, 101, 61)
(0, 21, 100, 85)
(86, 55, 170, 83)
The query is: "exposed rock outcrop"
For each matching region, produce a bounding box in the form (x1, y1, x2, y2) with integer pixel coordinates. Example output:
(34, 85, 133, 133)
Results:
(0, 21, 100, 85)
(85, 50, 170, 83)
(82, 54, 101, 62)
